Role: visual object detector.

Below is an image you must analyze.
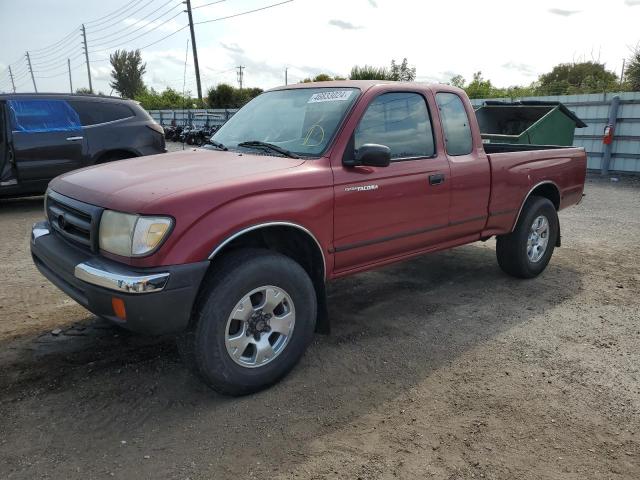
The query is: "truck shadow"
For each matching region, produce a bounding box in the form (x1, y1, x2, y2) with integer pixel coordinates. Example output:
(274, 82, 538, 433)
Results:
(0, 244, 583, 477)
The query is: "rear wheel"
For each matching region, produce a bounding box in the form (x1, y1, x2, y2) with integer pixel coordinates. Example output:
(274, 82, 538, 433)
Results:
(179, 248, 317, 396)
(496, 196, 558, 278)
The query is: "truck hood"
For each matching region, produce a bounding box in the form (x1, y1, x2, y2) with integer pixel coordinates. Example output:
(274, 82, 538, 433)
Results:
(50, 149, 306, 212)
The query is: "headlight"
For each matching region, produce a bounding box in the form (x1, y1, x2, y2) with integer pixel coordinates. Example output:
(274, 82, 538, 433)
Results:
(99, 210, 173, 257)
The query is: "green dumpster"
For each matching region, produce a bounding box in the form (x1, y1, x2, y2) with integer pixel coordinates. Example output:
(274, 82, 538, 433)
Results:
(474, 101, 587, 146)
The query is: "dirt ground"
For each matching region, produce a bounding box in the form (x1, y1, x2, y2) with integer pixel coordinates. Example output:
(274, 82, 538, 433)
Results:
(1, 174, 639, 480)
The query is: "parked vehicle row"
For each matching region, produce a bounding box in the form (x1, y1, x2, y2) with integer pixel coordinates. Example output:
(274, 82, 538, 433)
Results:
(163, 124, 221, 146)
(30, 81, 587, 396)
(0, 93, 165, 198)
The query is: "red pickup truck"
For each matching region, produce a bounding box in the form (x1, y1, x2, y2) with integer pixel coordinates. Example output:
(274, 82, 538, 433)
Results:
(31, 81, 586, 395)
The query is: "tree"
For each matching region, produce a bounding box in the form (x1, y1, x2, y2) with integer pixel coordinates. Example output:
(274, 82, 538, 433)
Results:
(109, 49, 146, 99)
(300, 73, 346, 82)
(135, 87, 193, 110)
(206, 84, 262, 108)
(465, 72, 499, 99)
(625, 47, 640, 91)
(350, 65, 390, 80)
(350, 58, 416, 81)
(75, 87, 92, 94)
(449, 75, 466, 89)
(389, 58, 416, 81)
(537, 61, 618, 95)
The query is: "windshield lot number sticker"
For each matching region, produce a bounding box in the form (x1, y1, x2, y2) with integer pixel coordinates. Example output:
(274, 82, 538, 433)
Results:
(308, 90, 353, 103)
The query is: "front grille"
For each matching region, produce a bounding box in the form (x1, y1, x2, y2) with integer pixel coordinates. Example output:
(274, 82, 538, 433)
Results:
(46, 190, 103, 252)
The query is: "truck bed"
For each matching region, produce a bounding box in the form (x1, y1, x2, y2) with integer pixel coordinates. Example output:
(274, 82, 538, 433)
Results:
(482, 145, 587, 238)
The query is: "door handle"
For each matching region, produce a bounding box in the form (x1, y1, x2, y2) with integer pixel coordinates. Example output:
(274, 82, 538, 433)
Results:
(429, 173, 445, 185)
(66, 136, 83, 141)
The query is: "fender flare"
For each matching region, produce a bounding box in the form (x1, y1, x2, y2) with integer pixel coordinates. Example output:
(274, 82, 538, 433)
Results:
(207, 221, 327, 280)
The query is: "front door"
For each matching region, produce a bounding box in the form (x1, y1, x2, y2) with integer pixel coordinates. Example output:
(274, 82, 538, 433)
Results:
(8, 99, 85, 182)
(332, 91, 451, 272)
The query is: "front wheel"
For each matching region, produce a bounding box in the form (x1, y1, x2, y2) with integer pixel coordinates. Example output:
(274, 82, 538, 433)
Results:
(496, 196, 559, 278)
(179, 249, 317, 395)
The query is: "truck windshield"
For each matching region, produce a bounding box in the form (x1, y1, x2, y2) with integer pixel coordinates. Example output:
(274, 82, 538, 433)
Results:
(211, 88, 359, 157)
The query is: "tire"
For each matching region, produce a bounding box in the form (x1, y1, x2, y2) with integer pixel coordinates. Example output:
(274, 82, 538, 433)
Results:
(496, 196, 559, 279)
(179, 248, 317, 396)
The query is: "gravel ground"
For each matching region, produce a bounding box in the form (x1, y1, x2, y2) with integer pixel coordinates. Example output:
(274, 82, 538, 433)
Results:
(0, 173, 639, 480)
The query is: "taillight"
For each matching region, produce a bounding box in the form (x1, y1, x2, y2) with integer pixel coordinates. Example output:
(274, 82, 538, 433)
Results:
(146, 123, 164, 135)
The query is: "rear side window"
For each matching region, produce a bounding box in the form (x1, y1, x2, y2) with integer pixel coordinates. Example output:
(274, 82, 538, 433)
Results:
(355, 92, 435, 160)
(68, 100, 134, 126)
(7, 99, 81, 133)
(435, 92, 473, 156)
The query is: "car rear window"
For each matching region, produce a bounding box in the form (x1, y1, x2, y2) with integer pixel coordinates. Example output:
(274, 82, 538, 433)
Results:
(7, 99, 82, 133)
(67, 100, 135, 126)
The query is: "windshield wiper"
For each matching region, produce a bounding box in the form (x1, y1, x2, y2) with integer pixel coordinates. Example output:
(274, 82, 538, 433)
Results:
(207, 140, 228, 151)
(237, 140, 300, 159)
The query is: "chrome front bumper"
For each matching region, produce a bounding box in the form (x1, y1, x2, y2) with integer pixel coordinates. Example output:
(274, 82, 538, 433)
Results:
(32, 222, 169, 294)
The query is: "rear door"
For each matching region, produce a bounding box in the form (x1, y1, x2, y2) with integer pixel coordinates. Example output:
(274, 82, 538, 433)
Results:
(8, 98, 86, 181)
(332, 90, 451, 271)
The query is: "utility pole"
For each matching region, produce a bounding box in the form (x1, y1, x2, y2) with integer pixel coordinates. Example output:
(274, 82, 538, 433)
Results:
(25, 52, 37, 92)
(81, 24, 93, 94)
(67, 58, 73, 93)
(8, 66, 16, 93)
(237, 65, 244, 90)
(285, 67, 288, 86)
(620, 59, 626, 87)
(184, 0, 203, 105)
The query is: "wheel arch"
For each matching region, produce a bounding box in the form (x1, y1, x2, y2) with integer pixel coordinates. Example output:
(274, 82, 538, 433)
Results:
(207, 222, 330, 333)
(511, 181, 561, 246)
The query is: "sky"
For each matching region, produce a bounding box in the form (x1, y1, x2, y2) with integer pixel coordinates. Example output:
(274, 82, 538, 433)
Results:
(0, 0, 639, 95)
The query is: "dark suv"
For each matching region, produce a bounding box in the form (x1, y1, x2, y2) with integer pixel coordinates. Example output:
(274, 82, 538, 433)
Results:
(0, 93, 165, 198)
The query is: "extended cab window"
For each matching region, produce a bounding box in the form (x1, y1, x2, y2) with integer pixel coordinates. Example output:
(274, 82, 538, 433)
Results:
(355, 92, 434, 160)
(435, 92, 473, 156)
(68, 100, 134, 126)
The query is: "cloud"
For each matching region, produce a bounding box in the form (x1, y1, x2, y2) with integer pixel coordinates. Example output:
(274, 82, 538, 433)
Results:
(502, 61, 536, 76)
(368, 0, 378, 6)
(220, 42, 244, 54)
(625, 0, 640, 5)
(548, 8, 581, 16)
(328, 19, 362, 30)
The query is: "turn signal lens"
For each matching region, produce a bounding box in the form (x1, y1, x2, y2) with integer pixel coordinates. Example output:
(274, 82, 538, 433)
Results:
(112, 297, 127, 320)
(131, 217, 172, 255)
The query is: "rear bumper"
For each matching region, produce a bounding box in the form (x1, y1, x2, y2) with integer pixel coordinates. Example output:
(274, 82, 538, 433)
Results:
(30, 221, 209, 335)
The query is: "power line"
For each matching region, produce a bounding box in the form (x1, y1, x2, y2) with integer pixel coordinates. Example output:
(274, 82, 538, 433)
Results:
(30, 51, 85, 70)
(89, 0, 180, 43)
(87, 0, 157, 35)
(85, 0, 143, 25)
(192, 0, 226, 9)
(27, 28, 79, 56)
(194, 0, 294, 25)
(137, 24, 189, 50)
(89, 10, 185, 53)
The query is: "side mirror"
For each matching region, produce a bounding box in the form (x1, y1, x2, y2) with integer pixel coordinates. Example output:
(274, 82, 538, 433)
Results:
(353, 143, 391, 167)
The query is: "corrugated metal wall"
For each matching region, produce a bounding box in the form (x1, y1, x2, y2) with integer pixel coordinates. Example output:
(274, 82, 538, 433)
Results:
(470, 92, 640, 173)
(147, 109, 238, 128)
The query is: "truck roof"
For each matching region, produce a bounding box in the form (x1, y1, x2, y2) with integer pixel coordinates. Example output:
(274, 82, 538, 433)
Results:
(269, 80, 465, 95)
